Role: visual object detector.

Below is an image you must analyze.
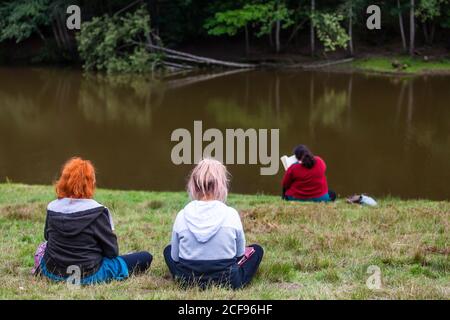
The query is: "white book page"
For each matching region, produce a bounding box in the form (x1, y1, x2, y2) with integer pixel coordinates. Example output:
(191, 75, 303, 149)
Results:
(280, 155, 298, 170)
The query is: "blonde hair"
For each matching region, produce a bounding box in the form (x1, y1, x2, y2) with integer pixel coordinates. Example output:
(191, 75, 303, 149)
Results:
(187, 158, 230, 202)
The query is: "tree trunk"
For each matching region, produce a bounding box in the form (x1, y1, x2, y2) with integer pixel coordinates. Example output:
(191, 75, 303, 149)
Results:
(423, 22, 430, 45)
(268, 31, 273, 48)
(147, 0, 160, 36)
(107, 1, 113, 15)
(60, 14, 73, 52)
(51, 20, 63, 50)
(430, 22, 436, 45)
(310, 0, 315, 56)
(286, 2, 303, 45)
(348, 3, 354, 56)
(275, 19, 281, 53)
(275, 0, 281, 53)
(55, 14, 69, 51)
(244, 24, 250, 55)
(397, 0, 407, 52)
(409, 0, 415, 57)
(423, 21, 435, 46)
(147, 44, 256, 68)
(35, 27, 47, 42)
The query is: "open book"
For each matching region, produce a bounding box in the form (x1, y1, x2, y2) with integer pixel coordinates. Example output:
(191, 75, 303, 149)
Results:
(280, 155, 298, 170)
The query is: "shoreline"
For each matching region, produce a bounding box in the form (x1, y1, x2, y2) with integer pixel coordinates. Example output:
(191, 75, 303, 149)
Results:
(3, 55, 450, 77)
(1, 182, 447, 202)
(342, 55, 450, 76)
(0, 183, 448, 299)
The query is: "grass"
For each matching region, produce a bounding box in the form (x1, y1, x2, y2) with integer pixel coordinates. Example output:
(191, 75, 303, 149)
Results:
(351, 56, 450, 75)
(0, 183, 448, 300)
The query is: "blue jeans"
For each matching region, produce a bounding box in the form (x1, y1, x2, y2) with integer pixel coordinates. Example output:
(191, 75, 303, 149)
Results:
(40, 251, 152, 284)
(164, 244, 264, 289)
(286, 191, 335, 202)
(40, 257, 129, 285)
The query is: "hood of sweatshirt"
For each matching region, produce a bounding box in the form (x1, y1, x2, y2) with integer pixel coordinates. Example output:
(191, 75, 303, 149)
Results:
(183, 200, 228, 243)
(46, 198, 112, 237)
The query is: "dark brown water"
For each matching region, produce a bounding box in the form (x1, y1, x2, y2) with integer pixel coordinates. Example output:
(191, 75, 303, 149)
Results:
(0, 67, 449, 200)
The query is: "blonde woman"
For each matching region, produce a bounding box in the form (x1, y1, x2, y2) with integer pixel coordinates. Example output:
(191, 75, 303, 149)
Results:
(164, 158, 263, 289)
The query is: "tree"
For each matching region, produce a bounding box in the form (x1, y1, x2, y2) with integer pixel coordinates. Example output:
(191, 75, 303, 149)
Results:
(77, 7, 160, 73)
(416, 0, 446, 45)
(396, 0, 408, 52)
(269, 1, 293, 52)
(0, 0, 51, 43)
(275, 0, 281, 53)
(410, 0, 415, 56)
(312, 12, 350, 54)
(339, 0, 365, 57)
(348, 0, 354, 56)
(49, 0, 78, 55)
(204, 2, 293, 54)
(441, 5, 450, 31)
(204, 4, 267, 55)
(310, 0, 316, 56)
(341, 0, 359, 56)
(1, 0, 450, 68)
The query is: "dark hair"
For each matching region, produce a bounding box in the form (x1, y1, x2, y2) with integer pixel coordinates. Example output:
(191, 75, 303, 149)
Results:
(293, 145, 316, 169)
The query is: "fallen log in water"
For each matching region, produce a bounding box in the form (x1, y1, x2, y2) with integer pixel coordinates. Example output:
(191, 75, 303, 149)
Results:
(166, 69, 250, 89)
(300, 58, 354, 69)
(162, 61, 194, 70)
(147, 44, 256, 69)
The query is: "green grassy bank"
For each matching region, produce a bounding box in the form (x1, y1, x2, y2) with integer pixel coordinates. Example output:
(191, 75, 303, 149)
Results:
(351, 56, 450, 75)
(0, 183, 448, 299)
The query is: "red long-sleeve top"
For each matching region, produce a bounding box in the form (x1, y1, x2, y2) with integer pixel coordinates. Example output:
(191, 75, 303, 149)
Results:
(282, 156, 329, 199)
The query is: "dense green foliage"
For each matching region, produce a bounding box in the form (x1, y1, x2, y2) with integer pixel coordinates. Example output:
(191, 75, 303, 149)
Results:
(0, 0, 449, 70)
(0, 0, 50, 42)
(204, 2, 293, 38)
(312, 12, 350, 52)
(77, 7, 160, 73)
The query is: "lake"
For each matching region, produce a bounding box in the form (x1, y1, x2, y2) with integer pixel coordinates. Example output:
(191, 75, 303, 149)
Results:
(0, 67, 449, 200)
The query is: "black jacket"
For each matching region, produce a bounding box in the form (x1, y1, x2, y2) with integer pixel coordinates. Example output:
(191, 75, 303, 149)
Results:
(43, 205, 118, 277)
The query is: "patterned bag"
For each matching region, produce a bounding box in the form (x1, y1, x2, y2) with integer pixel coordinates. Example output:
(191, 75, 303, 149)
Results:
(31, 241, 47, 275)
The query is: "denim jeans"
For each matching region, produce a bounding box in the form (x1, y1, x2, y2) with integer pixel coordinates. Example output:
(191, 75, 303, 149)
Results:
(164, 244, 264, 289)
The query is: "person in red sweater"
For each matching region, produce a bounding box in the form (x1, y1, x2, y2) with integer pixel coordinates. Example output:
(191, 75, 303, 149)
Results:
(282, 145, 336, 202)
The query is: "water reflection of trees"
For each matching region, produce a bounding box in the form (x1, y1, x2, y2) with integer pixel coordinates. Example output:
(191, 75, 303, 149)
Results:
(0, 68, 74, 132)
(395, 77, 450, 157)
(206, 98, 292, 129)
(307, 73, 352, 137)
(1, 67, 449, 162)
(0, 92, 39, 124)
(78, 74, 165, 128)
(310, 88, 348, 128)
(0, 68, 170, 133)
(205, 72, 292, 129)
(307, 72, 450, 161)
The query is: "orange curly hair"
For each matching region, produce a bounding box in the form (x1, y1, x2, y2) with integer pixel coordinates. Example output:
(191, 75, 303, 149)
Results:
(55, 157, 96, 199)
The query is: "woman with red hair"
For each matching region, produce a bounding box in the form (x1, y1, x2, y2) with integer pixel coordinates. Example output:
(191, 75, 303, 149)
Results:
(35, 157, 152, 284)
